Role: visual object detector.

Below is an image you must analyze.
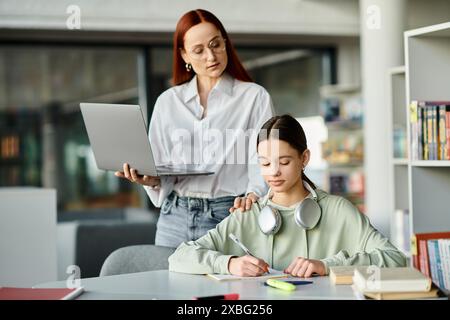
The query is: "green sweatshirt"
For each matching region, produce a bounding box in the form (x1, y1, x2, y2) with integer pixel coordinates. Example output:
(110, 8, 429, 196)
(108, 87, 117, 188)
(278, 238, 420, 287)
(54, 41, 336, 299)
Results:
(168, 189, 406, 275)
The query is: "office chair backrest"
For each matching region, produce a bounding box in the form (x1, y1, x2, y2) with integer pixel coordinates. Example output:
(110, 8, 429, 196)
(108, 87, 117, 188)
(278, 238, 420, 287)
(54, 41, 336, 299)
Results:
(100, 244, 175, 277)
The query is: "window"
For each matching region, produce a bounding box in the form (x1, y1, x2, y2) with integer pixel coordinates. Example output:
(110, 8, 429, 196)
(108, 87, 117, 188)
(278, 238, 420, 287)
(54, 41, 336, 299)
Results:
(240, 47, 335, 189)
(0, 46, 142, 210)
(239, 48, 334, 118)
(0, 41, 335, 210)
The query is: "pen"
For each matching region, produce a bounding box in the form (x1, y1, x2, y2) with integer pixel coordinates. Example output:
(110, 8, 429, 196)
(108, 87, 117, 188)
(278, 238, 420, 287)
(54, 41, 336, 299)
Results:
(228, 233, 254, 257)
(194, 293, 240, 300)
(228, 233, 270, 274)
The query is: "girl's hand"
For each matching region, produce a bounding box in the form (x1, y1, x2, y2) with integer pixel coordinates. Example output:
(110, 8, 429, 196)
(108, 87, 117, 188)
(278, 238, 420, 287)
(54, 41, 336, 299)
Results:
(229, 192, 259, 213)
(228, 255, 270, 277)
(284, 257, 326, 278)
(115, 163, 161, 188)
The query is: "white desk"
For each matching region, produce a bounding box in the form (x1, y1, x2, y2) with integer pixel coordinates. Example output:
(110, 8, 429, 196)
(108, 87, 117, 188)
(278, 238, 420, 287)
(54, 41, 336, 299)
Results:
(35, 270, 357, 300)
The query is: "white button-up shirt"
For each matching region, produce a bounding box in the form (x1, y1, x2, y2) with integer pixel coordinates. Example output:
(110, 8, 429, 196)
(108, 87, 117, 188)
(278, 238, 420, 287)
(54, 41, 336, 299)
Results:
(144, 73, 274, 207)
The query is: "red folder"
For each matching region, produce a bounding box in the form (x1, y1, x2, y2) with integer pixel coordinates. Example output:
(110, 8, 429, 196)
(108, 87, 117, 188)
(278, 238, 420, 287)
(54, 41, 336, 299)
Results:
(0, 287, 84, 300)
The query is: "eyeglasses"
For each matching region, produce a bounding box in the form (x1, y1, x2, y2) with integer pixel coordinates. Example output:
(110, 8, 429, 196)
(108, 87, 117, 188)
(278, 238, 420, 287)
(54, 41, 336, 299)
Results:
(185, 36, 227, 61)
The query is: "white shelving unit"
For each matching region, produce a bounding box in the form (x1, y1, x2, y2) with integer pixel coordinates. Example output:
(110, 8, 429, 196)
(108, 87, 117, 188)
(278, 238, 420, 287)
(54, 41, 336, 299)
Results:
(410, 160, 450, 167)
(388, 22, 450, 261)
(387, 65, 410, 257)
(392, 159, 408, 166)
(405, 22, 450, 238)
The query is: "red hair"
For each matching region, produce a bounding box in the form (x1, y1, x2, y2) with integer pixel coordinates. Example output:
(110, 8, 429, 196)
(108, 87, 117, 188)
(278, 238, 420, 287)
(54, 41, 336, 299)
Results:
(172, 9, 253, 85)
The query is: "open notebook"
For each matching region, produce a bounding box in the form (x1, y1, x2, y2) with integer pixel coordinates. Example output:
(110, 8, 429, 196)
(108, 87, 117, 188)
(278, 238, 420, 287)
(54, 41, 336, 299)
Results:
(207, 268, 289, 281)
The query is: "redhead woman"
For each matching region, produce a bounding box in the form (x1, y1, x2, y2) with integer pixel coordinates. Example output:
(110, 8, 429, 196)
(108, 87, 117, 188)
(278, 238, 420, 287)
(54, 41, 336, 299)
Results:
(115, 9, 274, 248)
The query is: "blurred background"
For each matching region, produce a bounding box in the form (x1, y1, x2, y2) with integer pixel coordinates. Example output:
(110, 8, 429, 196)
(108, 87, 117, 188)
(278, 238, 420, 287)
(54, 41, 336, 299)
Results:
(0, 0, 449, 283)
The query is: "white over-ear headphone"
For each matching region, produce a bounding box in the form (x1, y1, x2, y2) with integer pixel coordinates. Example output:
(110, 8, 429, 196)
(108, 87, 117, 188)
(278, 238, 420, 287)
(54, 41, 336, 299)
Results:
(257, 180, 322, 235)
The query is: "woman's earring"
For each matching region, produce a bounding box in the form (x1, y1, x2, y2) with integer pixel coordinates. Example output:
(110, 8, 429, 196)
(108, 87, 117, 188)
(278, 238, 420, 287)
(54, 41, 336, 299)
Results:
(185, 63, 192, 72)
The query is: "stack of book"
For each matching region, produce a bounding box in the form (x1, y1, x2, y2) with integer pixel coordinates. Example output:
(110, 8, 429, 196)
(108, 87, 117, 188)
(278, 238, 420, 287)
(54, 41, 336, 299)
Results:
(409, 101, 450, 160)
(352, 267, 438, 300)
(411, 232, 450, 292)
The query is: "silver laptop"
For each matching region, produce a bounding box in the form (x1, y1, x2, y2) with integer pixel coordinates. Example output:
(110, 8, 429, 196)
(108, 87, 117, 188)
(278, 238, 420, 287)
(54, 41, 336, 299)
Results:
(79, 103, 214, 177)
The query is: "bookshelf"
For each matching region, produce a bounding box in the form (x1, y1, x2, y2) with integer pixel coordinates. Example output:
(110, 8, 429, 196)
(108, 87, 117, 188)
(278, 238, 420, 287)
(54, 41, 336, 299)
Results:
(405, 22, 450, 238)
(388, 23, 450, 292)
(392, 158, 408, 166)
(0, 111, 42, 187)
(404, 22, 450, 294)
(411, 160, 450, 167)
(319, 84, 365, 213)
(388, 22, 450, 270)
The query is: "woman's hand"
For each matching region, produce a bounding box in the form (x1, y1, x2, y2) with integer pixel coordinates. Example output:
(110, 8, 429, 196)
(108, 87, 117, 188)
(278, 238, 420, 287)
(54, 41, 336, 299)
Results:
(115, 163, 161, 188)
(284, 257, 326, 278)
(229, 192, 259, 213)
(228, 256, 270, 277)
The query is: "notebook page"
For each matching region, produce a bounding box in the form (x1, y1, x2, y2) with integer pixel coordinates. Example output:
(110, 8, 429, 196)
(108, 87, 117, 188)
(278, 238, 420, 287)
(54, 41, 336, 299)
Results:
(207, 268, 288, 281)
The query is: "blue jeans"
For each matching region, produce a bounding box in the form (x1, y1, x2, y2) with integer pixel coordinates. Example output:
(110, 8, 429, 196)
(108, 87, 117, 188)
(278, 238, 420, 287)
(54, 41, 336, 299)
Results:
(155, 192, 238, 248)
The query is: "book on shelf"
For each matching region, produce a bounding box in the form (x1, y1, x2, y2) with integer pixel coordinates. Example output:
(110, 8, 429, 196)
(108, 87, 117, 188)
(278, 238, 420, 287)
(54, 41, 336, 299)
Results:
(321, 98, 340, 122)
(419, 239, 431, 277)
(439, 105, 448, 160)
(410, 101, 419, 160)
(446, 111, 450, 160)
(411, 232, 450, 292)
(432, 105, 437, 160)
(0, 134, 20, 160)
(427, 239, 450, 291)
(0, 286, 84, 300)
(417, 103, 423, 160)
(410, 101, 450, 160)
(327, 170, 365, 213)
(329, 170, 364, 195)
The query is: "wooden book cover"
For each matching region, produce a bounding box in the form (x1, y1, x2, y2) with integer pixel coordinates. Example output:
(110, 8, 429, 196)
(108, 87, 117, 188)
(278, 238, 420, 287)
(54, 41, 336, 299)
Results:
(363, 287, 439, 300)
(329, 266, 368, 285)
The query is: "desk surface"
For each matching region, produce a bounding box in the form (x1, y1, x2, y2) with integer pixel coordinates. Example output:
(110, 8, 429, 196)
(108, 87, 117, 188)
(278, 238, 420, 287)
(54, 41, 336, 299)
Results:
(35, 270, 358, 300)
